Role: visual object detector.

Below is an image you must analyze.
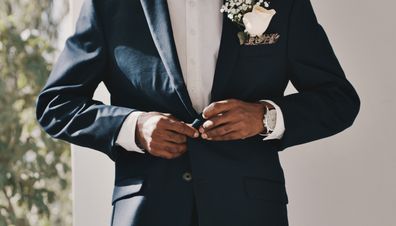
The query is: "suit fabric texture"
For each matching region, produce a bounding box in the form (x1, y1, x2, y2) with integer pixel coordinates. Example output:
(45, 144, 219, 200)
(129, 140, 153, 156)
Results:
(36, 0, 360, 225)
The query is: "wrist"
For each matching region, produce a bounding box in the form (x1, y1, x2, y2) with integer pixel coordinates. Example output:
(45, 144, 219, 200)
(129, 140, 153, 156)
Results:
(258, 100, 275, 111)
(135, 112, 146, 150)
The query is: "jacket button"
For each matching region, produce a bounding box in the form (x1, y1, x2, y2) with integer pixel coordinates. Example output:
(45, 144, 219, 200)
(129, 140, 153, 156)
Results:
(182, 172, 192, 182)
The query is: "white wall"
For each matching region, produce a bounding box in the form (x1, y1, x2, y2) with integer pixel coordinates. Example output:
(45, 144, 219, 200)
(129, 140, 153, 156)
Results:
(281, 1, 396, 226)
(68, 0, 396, 225)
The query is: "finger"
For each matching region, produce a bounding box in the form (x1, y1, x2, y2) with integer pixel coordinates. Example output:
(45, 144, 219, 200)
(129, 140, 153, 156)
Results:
(157, 129, 187, 144)
(209, 131, 243, 141)
(202, 122, 241, 139)
(158, 117, 199, 138)
(200, 111, 236, 131)
(158, 114, 185, 130)
(202, 99, 239, 119)
(149, 142, 186, 159)
(167, 120, 199, 138)
(149, 140, 186, 153)
(161, 142, 187, 153)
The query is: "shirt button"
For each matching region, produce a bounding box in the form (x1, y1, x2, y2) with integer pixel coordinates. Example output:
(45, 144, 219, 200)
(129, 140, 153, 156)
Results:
(182, 172, 192, 182)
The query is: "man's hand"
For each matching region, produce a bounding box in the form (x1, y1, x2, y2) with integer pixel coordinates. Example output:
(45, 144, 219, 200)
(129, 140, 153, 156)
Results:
(199, 99, 272, 141)
(135, 112, 199, 159)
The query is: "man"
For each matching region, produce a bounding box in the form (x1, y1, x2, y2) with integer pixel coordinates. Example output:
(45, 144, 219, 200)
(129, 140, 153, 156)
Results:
(36, 0, 360, 225)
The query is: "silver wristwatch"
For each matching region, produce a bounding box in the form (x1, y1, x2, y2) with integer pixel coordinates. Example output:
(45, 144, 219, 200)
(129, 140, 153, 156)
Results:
(259, 105, 277, 136)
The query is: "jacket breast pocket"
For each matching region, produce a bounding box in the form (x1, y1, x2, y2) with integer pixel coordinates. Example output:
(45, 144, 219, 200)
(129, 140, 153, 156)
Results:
(243, 176, 288, 204)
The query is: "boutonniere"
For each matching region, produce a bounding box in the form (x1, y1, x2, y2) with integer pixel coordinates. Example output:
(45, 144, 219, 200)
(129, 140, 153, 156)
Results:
(220, 0, 278, 45)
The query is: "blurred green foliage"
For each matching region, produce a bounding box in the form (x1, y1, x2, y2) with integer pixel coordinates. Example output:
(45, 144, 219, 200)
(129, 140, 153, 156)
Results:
(0, 1, 71, 226)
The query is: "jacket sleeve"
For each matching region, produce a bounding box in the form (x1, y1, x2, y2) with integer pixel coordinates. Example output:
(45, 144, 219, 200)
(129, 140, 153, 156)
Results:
(36, 0, 136, 161)
(271, 0, 360, 151)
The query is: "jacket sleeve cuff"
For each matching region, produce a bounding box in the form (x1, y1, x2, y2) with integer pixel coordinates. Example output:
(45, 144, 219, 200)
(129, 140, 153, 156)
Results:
(115, 111, 146, 153)
(258, 99, 285, 140)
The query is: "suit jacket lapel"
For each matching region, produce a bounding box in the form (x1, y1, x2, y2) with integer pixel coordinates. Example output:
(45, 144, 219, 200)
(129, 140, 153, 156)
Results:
(210, 14, 240, 103)
(140, 0, 198, 119)
(140, 0, 240, 118)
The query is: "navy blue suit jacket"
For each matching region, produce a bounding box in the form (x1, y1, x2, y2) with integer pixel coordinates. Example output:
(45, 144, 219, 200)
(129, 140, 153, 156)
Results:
(36, 0, 360, 225)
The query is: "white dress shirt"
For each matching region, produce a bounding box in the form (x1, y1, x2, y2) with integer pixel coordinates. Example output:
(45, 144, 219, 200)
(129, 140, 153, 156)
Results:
(116, 0, 285, 153)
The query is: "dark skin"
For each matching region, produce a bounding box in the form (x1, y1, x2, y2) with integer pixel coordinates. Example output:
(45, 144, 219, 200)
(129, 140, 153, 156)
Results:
(136, 99, 273, 159)
(135, 112, 199, 159)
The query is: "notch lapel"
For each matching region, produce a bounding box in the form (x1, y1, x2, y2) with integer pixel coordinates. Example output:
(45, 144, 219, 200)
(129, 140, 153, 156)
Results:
(140, 0, 198, 119)
(140, 0, 240, 118)
(210, 14, 240, 103)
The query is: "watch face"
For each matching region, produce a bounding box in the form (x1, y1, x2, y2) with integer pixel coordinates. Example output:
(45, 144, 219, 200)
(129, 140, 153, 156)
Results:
(267, 109, 277, 130)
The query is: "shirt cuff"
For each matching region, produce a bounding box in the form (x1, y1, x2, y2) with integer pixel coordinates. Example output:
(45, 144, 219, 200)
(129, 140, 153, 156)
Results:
(258, 100, 285, 140)
(115, 111, 146, 153)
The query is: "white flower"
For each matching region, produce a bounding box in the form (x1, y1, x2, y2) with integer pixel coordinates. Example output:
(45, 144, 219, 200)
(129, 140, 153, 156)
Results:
(242, 5, 276, 37)
(23, 150, 37, 162)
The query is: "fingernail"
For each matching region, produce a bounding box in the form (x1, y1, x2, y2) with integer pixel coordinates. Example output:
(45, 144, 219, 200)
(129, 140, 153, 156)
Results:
(194, 132, 199, 138)
(202, 133, 208, 139)
(203, 120, 213, 128)
(199, 127, 204, 133)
